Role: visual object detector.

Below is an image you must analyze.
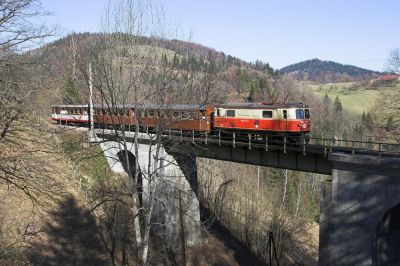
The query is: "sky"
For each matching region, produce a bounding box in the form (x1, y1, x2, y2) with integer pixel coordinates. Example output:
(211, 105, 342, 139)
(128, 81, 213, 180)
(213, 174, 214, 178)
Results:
(41, 0, 400, 71)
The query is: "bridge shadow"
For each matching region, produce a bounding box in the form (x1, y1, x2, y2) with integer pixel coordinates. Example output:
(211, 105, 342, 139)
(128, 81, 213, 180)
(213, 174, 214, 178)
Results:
(172, 149, 267, 265)
(200, 205, 267, 266)
(28, 196, 108, 266)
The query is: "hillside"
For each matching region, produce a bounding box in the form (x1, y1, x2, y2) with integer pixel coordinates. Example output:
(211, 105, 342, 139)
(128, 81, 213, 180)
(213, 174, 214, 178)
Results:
(27, 32, 280, 116)
(281, 58, 381, 83)
(303, 82, 383, 114)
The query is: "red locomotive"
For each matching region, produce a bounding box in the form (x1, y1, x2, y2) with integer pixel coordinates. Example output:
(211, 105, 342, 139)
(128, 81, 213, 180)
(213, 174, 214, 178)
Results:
(51, 102, 311, 136)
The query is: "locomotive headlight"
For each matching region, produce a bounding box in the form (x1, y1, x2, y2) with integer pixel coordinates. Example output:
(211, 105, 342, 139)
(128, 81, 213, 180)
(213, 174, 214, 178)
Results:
(201, 115, 206, 120)
(303, 124, 307, 129)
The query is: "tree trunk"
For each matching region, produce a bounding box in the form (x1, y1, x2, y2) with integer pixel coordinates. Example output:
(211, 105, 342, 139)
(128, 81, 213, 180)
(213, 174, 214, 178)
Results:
(279, 170, 288, 217)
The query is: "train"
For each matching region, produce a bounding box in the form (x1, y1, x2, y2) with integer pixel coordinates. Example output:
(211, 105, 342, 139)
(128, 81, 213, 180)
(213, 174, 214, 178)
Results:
(51, 102, 311, 136)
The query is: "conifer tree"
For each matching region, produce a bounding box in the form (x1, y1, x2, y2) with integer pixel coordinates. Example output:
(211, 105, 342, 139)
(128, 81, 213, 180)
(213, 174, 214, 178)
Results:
(172, 53, 179, 67)
(332, 96, 343, 136)
(62, 75, 81, 104)
(333, 96, 343, 113)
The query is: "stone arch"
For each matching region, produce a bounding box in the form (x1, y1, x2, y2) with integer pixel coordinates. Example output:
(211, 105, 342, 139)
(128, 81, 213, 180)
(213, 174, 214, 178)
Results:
(373, 203, 400, 265)
(117, 150, 143, 205)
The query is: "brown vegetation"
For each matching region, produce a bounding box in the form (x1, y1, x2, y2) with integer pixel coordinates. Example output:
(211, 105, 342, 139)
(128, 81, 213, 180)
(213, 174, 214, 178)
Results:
(197, 158, 323, 265)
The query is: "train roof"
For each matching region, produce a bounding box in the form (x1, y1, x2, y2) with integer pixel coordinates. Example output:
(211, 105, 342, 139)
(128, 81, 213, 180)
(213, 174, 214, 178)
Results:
(52, 104, 89, 108)
(52, 103, 209, 110)
(216, 102, 309, 109)
(52, 102, 309, 110)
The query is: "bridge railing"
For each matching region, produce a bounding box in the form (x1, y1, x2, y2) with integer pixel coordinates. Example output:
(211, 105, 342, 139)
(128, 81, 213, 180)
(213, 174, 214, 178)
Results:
(90, 124, 400, 158)
(158, 128, 400, 158)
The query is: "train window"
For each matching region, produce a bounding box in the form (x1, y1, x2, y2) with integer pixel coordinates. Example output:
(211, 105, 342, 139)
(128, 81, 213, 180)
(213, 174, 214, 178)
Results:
(192, 112, 199, 120)
(173, 112, 180, 119)
(226, 110, 235, 117)
(182, 111, 191, 119)
(216, 109, 220, 117)
(262, 111, 273, 118)
(296, 109, 305, 119)
(148, 110, 155, 118)
(162, 111, 170, 118)
(305, 109, 310, 119)
(200, 110, 206, 120)
(283, 110, 287, 119)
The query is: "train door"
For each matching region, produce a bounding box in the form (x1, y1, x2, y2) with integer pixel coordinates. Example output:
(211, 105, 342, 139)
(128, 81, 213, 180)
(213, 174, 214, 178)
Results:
(280, 109, 288, 131)
(210, 111, 215, 130)
(214, 108, 224, 129)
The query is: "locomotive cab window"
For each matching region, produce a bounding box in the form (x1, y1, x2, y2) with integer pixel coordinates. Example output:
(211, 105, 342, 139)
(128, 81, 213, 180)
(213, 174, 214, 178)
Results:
(226, 110, 235, 117)
(262, 110, 273, 118)
(283, 110, 287, 119)
(305, 109, 310, 119)
(296, 109, 305, 119)
(216, 109, 220, 117)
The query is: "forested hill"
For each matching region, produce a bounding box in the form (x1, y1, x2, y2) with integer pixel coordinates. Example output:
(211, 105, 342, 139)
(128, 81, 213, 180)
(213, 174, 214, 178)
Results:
(27, 32, 283, 111)
(37, 32, 275, 74)
(280, 58, 381, 83)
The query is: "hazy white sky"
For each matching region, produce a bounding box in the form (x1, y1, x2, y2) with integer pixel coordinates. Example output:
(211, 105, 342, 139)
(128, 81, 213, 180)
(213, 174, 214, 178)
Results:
(41, 0, 399, 71)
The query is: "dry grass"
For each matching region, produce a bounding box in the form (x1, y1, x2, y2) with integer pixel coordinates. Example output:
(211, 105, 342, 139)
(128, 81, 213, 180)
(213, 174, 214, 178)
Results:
(0, 118, 89, 264)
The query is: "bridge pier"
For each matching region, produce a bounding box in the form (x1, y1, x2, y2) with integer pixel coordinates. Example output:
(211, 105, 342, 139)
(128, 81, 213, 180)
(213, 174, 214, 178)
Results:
(97, 135, 202, 248)
(320, 153, 400, 266)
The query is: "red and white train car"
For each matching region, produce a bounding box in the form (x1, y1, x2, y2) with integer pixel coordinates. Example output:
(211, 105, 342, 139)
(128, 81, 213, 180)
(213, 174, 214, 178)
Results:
(51, 105, 89, 124)
(213, 103, 311, 135)
(51, 102, 311, 136)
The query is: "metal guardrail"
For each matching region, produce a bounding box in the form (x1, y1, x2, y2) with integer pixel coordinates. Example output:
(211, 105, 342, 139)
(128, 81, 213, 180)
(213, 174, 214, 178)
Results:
(61, 122, 400, 158)
(126, 126, 400, 158)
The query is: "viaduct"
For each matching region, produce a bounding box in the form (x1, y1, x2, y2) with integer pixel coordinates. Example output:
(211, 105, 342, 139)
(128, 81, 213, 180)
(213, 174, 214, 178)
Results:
(85, 127, 400, 266)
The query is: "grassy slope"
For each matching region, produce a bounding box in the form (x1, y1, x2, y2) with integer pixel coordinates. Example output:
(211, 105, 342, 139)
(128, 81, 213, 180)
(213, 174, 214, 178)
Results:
(304, 82, 396, 114)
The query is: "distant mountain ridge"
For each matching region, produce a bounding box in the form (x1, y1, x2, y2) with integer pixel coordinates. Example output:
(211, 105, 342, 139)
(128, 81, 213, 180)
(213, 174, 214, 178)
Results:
(280, 58, 381, 83)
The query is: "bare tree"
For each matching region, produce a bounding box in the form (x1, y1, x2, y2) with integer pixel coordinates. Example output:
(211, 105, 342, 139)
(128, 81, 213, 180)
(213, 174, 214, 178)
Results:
(0, 0, 54, 140)
(79, 1, 197, 264)
(387, 48, 400, 73)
